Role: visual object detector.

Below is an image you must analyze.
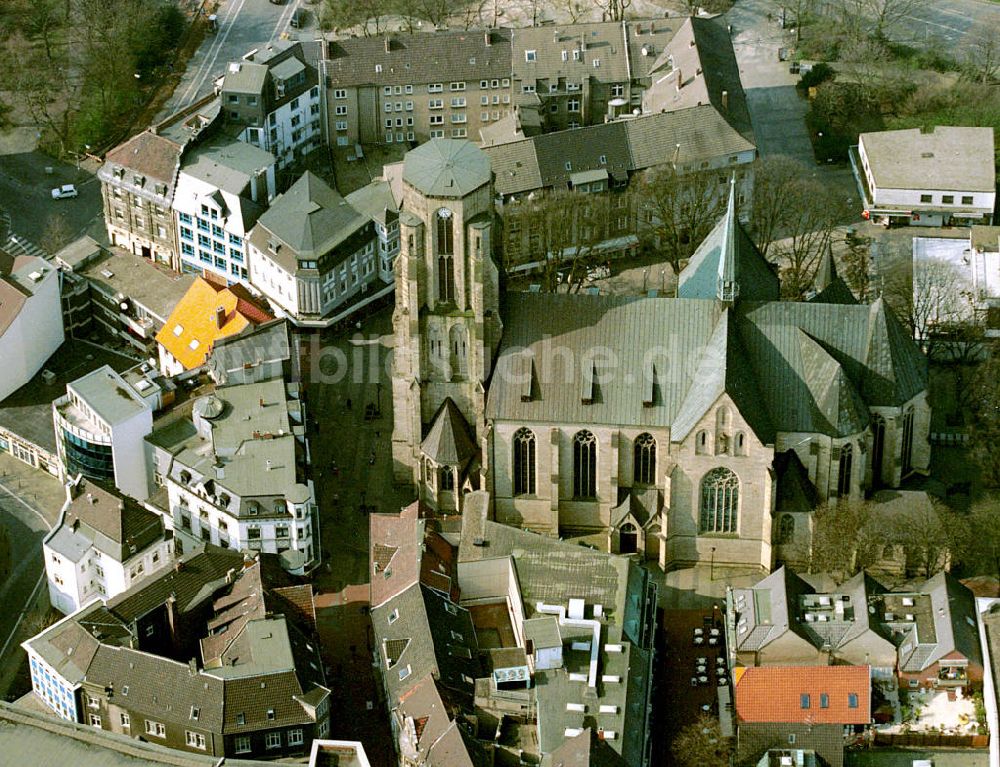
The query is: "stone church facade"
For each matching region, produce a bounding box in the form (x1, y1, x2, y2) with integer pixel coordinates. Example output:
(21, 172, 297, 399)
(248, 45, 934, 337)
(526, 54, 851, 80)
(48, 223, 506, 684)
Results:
(391, 139, 931, 575)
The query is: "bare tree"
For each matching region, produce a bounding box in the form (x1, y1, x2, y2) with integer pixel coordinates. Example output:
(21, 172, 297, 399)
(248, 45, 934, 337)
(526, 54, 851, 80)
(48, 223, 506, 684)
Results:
(842, 228, 871, 300)
(636, 166, 729, 275)
(672, 714, 731, 767)
(765, 0, 816, 42)
(967, 354, 1000, 488)
(839, 0, 919, 42)
(951, 500, 1000, 588)
(40, 214, 74, 255)
(810, 499, 890, 576)
(897, 496, 953, 579)
(966, 25, 1000, 85)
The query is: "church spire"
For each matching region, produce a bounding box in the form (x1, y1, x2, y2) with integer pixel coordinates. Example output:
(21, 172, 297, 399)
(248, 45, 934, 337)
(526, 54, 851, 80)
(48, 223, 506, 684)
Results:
(717, 175, 739, 303)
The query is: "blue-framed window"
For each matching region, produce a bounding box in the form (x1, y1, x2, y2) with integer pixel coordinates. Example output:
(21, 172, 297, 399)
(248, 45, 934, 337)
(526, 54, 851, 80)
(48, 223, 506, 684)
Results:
(212, 223, 224, 238)
(215, 256, 226, 269)
(198, 233, 211, 248)
(199, 250, 212, 264)
(180, 227, 193, 241)
(213, 240, 226, 255)
(178, 212, 193, 224)
(197, 217, 210, 232)
(229, 233, 241, 245)
(230, 263, 241, 275)
(181, 242, 195, 256)
(229, 248, 243, 261)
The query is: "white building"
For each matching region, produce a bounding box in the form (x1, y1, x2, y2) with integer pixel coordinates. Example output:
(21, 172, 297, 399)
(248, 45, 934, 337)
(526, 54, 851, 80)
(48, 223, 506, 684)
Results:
(221, 41, 323, 169)
(174, 136, 276, 285)
(854, 126, 996, 227)
(52, 365, 154, 501)
(0, 252, 64, 402)
(44, 476, 173, 614)
(147, 378, 318, 574)
(971, 226, 1000, 306)
(345, 179, 400, 284)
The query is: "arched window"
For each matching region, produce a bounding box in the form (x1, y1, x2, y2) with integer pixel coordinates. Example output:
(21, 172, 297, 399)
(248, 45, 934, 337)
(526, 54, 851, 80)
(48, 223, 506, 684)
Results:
(871, 415, 886, 488)
(436, 209, 455, 303)
(439, 466, 455, 491)
(837, 444, 853, 498)
(777, 514, 795, 545)
(696, 430, 710, 455)
(573, 430, 597, 499)
(699, 467, 739, 534)
(901, 408, 914, 476)
(449, 325, 468, 379)
(619, 522, 638, 554)
(512, 428, 536, 496)
(735, 432, 747, 456)
(633, 433, 656, 485)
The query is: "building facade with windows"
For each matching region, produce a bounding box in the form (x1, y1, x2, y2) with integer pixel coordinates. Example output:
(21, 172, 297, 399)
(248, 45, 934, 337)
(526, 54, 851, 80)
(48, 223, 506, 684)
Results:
(52, 365, 154, 502)
(391, 139, 931, 574)
(323, 29, 513, 147)
(248, 172, 381, 326)
(173, 136, 276, 284)
(221, 41, 324, 168)
(44, 476, 173, 614)
(146, 379, 318, 575)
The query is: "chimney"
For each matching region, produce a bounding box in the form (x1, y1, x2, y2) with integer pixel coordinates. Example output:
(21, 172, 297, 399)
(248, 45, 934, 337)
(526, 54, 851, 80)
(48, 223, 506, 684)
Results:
(676, 69, 682, 91)
(384, 36, 392, 53)
(215, 305, 226, 329)
(484, 30, 492, 46)
(722, 90, 729, 111)
(225, 567, 237, 584)
(188, 658, 198, 676)
(673, 143, 681, 165)
(258, 397, 265, 408)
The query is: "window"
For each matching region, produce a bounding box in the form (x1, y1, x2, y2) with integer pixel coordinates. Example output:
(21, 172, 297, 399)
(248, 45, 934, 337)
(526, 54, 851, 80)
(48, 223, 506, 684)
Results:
(593, 58, 601, 67)
(820, 693, 829, 709)
(145, 720, 166, 737)
(266, 708, 276, 721)
(388, 608, 399, 624)
(335, 120, 347, 130)
(120, 712, 130, 728)
(573, 430, 597, 499)
(962, 195, 974, 205)
(696, 430, 710, 454)
(430, 129, 444, 138)
(634, 433, 656, 485)
(450, 81, 465, 90)
(699, 468, 739, 534)
(405, 85, 413, 94)
(525, 50, 537, 62)
(89, 714, 102, 727)
(186, 731, 206, 749)
(399, 664, 412, 681)
(335, 105, 347, 115)
(871, 414, 886, 487)
(920, 194, 932, 203)
(611, 84, 625, 97)
(848, 693, 859, 708)
(901, 408, 914, 475)
(288, 729, 304, 746)
(942, 195, 954, 204)
(837, 443, 853, 498)
(334, 88, 347, 99)
(265, 732, 282, 749)
(777, 514, 795, 545)
(800, 694, 811, 709)
(190, 706, 200, 721)
(235, 736, 251, 754)
(436, 209, 455, 302)
(568, 98, 580, 112)
(522, 84, 536, 93)
(439, 466, 455, 490)
(513, 428, 536, 495)
(429, 98, 443, 109)
(451, 97, 466, 108)
(428, 83, 443, 92)
(236, 713, 246, 726)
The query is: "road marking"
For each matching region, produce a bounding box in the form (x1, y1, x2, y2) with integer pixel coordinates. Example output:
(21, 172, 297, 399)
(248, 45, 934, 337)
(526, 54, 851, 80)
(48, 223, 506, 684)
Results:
(177, 0, 251, 107)
(269, 0, 303, 44)
(0, 480, 54, 532)
(0, 572, 46, 662)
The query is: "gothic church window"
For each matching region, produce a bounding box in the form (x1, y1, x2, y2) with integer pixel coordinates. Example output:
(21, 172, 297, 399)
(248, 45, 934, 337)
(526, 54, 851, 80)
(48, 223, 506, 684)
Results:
(901, 408, 914, 476)
(573, 430, 597, 499)
(837, 444, 853, 498)
(696, 430, 710, 455)
(439, 466, 455, 491)
(871, 415, 886, 488)
(436, 209, 455, 303)
(513, 428, 536, 496)
(777, 514, 795, 545)
(619, 522, 638, 554)
(699, 467, 739, 534)
(634, 433, 656, 485)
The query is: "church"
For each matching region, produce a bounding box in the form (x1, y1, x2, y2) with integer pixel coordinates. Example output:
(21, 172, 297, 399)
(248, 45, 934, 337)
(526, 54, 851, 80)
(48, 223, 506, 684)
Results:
(390, 139, 930, 575)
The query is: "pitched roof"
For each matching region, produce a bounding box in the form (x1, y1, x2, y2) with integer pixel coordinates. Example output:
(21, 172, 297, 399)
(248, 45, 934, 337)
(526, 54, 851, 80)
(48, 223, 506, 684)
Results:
(155, 278, 275, 371)
(254, 172, 370, 267)
(325, 28, 512, 87)
(100, 131, 184, 202)
(370, 583, 439, 703)
(420, 398, 477, 468)
(403, 140, 492, 198)
(860, 126, 996, 192)
(734, 665, 871, 724)
(207, 319, 291, 385)
(369, 506, 424, 609)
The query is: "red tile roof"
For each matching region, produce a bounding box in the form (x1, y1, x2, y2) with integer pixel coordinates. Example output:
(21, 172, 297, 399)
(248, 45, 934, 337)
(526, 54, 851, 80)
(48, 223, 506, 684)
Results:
(734, 665, 871, 725)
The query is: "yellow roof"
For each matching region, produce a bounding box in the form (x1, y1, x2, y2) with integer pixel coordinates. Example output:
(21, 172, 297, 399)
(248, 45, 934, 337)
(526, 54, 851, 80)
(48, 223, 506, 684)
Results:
(155, 278, 270, 371)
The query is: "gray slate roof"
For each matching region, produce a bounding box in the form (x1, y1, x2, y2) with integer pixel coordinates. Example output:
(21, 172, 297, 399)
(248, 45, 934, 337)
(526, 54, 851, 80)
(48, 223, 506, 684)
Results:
(403, 139, 492, 198)
(421, 398, 477, 468)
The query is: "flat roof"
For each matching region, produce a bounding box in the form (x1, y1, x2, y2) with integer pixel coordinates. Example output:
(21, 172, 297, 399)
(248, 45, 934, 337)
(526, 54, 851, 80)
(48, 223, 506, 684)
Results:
(860, 126, 996, 192)
(67, 365, 150, 425)
(75, 248, 194, 322)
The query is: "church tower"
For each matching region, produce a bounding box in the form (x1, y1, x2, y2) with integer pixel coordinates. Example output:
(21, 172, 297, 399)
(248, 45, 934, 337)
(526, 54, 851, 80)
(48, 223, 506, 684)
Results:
(390, 140, 502, 495)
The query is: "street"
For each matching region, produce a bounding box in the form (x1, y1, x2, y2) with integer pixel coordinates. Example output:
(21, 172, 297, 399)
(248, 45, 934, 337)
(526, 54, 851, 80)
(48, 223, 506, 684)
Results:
(157, 0, 316, 119)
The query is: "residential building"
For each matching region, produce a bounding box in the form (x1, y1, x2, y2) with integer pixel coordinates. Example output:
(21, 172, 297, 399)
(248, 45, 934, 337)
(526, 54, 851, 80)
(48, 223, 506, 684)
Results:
(50, 236, 102, 339)
(390, 139, 930, 572)
(52, 365, 154, 501)
(146, 378, 318, 574)
(323, 28, 513, 146)
(0, 701, 279, 767)
(727, 567, 984, 692)
(23, 547, 331, 759)
(221, 41, 324, 168)
(155, 277, 274, 378)
(345, 178, 400, 284)
(0, 344, 136, 476)
(970, 225, 1000, 336)
(852, 126, 996, 227)
(54, 237, 196, 356)
(173, 135, 276, 284)
(734, 665, 871, 767)
(0, 249, 63, 402)
(44, 475, 173, 614)
(98, 94, 221, 269)
(207, 318, 294, 386)
(248, 172, 381, 326)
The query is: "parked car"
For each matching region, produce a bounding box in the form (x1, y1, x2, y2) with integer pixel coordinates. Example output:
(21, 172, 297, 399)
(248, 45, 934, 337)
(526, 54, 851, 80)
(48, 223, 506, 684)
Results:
(51, 184, 78, 199)
(290, 7, 305, 27)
